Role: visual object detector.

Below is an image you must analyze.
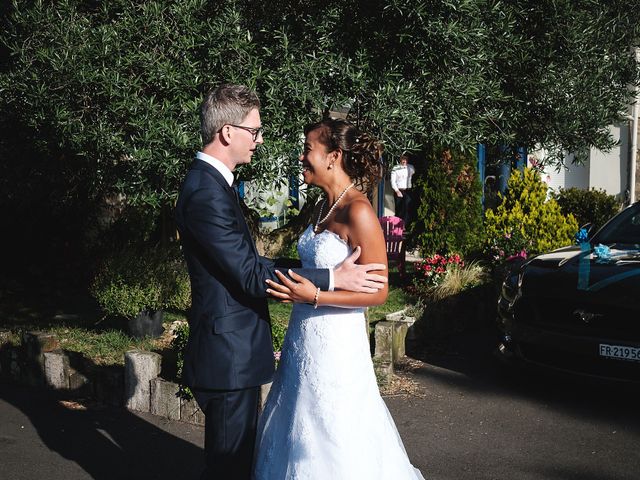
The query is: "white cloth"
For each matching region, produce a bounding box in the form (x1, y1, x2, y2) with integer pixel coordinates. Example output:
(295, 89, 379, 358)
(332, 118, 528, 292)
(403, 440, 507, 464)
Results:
(196, 151, 234, 186)
(253, 225, 425, 480)
(390, 164, 416, 192)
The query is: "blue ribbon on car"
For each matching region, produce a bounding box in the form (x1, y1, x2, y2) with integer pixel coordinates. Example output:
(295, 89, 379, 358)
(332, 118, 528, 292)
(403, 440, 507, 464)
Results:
(577, 242, 591, 291)
(578, 243, 640, 291)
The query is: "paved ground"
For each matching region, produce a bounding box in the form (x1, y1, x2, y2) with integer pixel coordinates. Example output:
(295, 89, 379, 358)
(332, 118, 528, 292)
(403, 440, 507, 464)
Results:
(392, 333, 640, 480)
(2, 331, 639, 479)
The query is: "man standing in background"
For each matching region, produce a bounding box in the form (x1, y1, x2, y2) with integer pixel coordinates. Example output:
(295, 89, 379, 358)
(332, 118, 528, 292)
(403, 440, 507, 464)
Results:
(390, 152, 415, 224)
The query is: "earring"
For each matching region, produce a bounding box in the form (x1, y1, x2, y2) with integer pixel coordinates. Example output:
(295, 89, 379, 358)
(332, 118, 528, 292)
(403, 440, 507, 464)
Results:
(328, 164, 333, 169)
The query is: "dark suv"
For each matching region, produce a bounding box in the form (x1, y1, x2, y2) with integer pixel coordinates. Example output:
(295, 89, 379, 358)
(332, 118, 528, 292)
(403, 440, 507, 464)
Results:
(497, 202, 640, 381)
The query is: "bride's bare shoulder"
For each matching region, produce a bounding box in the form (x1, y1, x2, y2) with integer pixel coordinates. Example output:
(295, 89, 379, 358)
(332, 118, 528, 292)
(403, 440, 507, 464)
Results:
(345, 194, 378, 227)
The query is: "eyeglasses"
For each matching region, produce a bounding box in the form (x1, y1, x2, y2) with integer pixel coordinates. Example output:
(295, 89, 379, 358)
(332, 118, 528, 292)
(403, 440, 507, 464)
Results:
(228, 124, 263, 142)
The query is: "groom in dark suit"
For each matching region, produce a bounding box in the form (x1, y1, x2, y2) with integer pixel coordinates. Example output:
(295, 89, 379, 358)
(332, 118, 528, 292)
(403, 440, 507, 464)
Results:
(175, 84, 386, 480)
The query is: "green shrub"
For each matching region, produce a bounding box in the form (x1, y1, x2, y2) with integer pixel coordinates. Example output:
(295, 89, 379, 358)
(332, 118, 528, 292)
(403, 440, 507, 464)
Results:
(484, 168, 578, 259)
(412, 148, 483, 256)
(171, 321, 193, 401)
(410, 253, 464, 296)
(551, 187, 621, 233)
(270, 316, 288, 354)
(91, 245, 190, 319)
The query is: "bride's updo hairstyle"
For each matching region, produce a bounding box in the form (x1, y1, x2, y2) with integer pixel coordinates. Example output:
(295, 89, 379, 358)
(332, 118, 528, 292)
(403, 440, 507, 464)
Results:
(304, 118, 383, 192)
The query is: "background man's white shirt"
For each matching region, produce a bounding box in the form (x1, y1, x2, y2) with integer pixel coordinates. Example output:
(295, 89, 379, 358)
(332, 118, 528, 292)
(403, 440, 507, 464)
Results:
(390, 163, 415, 192)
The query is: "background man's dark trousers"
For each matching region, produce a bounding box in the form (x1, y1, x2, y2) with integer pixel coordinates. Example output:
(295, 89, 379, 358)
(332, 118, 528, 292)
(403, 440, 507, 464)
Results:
(394, 188, 413, 224)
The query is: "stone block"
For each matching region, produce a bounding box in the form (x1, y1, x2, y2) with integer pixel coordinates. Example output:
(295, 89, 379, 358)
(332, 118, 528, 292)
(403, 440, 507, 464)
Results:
(374, 321, 394, 362)
(385, 309, 407, 322)
(43, 351, 70, 389)
(69, 368, 90, 393)
(124, 350, 161, 412)
(373, 357, 394, 386)
(22, 331, 60, 355)
(150, 378, 181, 421)
(391, 322, 409, 363)
(93, 367, 124, 407)
(22, 332, 60, 387)
(180, 397, 205, 426)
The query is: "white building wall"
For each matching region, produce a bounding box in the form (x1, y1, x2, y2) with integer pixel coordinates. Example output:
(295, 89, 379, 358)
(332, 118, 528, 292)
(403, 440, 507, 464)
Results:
(534, 122, 630, 201)
(588, 123, 629, 200)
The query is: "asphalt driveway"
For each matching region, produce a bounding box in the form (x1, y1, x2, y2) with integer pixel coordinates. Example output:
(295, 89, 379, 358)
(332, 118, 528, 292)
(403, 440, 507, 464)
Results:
(390, 331, 640, 480)
(1, 330, 639, 480)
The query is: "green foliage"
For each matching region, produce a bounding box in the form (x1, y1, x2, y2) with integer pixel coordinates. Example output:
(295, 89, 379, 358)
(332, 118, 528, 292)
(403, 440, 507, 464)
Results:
(486, 228, 532, 265)
(408, 254, 489, 302)
(410, 253, 465, 296)
(484, 168, 579, 257)
(551, 187, 621, 233)
(171, 321, 193, 401)
(412, 148, 484, 256)
(1, 0, 638, 220)
(270, 317, 288, 354)
(429, 261, 490, 302)
(91, 246, 191, 319)
(0, 0, 637, 285)
(50, 327, 156, 367)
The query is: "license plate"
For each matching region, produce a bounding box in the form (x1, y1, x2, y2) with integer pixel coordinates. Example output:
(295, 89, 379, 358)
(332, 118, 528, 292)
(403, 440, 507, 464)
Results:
(599, 344, 640, 362)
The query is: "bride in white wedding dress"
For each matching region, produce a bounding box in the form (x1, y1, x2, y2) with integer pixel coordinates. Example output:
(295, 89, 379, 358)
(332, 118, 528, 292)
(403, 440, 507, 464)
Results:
(254, 119, 424, 480)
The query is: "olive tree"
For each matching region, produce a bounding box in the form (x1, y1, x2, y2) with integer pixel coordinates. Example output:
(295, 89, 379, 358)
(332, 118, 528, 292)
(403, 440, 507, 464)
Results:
(1, 0, 638, 258)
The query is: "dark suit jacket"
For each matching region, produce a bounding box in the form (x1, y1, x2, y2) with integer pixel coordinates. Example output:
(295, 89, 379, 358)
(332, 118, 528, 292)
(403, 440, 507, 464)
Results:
(175, 159, 330, 390)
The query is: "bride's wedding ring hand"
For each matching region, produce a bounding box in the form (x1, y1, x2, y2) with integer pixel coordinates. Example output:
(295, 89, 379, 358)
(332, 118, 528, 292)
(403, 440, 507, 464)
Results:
(333, 246, 387, 293)
(266, 269, 317, 304)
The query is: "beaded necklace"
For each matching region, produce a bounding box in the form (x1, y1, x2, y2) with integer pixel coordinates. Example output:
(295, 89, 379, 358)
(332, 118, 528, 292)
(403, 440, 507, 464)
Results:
(313, 182, 355, 233)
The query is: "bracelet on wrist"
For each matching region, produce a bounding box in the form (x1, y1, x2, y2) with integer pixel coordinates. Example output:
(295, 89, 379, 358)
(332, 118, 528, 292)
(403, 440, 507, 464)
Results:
(313, 287, 321, 309)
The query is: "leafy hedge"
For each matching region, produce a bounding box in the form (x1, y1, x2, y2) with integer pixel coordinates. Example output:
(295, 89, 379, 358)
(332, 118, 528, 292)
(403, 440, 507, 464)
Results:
(551, 187, 621, 233)
(412, 148, 484, 256)
(91, 246, 190, 319)
(484, 168, 578, 257)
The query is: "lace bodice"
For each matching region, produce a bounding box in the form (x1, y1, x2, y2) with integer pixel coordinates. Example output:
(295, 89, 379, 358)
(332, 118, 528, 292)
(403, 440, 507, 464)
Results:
(297, 224, 352, 269)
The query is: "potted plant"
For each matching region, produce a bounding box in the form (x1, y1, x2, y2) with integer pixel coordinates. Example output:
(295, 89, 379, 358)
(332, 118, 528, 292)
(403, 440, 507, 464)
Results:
(91, 245, 190, 339)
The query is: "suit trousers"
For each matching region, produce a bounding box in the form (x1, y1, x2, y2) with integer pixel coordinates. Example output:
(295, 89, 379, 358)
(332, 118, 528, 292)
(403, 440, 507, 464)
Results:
(394, 189, 413, 223)
(194, 386, 261, 480)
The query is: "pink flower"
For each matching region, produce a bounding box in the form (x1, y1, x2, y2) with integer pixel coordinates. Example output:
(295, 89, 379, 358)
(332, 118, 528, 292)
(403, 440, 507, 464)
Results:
(274, 351, 281, 362)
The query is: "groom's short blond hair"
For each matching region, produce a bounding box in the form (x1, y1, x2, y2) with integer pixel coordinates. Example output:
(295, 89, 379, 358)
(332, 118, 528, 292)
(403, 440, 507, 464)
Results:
(200, 84, 261, 146)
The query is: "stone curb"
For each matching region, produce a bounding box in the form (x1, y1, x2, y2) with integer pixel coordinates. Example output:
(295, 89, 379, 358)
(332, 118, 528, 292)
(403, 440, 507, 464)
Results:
(1, 311, 413, 426)
(0, 332, 206, 426)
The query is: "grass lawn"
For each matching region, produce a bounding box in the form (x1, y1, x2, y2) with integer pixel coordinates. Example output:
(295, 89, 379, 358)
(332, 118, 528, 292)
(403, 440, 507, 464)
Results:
(0, 274, 412, 368)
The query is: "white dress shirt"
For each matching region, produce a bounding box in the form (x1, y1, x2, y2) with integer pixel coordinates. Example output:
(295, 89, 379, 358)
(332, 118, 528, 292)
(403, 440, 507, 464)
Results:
(196, 151, 234, 186)
(390, 163, 415, 192)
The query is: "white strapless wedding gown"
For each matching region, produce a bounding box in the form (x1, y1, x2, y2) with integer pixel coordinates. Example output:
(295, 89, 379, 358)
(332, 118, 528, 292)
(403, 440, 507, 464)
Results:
(253, 225, 425, 480)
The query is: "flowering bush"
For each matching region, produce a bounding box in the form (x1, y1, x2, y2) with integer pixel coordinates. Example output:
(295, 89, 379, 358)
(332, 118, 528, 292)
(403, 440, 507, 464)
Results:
(487, 228, 531, 264)
(411, 253, 464, 296)
(484, 168, 578, 261)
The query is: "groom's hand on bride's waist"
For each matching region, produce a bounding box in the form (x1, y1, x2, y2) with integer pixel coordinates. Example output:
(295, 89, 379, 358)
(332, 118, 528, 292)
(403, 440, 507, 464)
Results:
(333, 246, 387, 293)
